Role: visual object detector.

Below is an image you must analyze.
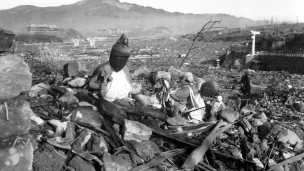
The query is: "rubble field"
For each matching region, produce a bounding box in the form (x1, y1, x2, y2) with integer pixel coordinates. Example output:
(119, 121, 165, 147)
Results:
(2, 37, 304, 171)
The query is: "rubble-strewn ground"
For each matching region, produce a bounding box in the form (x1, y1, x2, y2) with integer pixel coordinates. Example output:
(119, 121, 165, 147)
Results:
(12, 37, 304, 171)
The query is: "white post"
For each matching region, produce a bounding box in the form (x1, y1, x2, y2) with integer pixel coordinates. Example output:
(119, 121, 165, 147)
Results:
(251, 31, 260, 55)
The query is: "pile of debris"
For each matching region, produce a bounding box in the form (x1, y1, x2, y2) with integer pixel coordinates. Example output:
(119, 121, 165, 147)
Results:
(2, 53, 304, 171)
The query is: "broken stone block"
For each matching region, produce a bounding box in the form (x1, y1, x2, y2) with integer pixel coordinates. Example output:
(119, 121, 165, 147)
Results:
(32, 143, 66, 171)
(0, 100, 31, 139)
(0, 55, 32, 100)
(68, 156, 96, 171)
(131, 140, 161, 162)
(28, 83, 50, 98)
(63, 61, 87, 77)
(103, 152, 132, 171)
(123, 119, 152, 142)
(58, 92, 79, 105)
(67, 77, 87, 88)
(0, 140, 33, 171)
(70, 106, 102, 128)
(220, 108, 239, 123)
(277, 129, 303, 150)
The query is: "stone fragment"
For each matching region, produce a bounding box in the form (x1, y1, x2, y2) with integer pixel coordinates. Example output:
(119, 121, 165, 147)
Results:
(63, 61, 87, 77)
(103, 153, 132, 171)
(0, 55, 32, 100)
(79, 101, 97, 110)
(58, 92, 79, 105)
(156, 71, 171, 81)
(70, 106, 102, 128)
(88, 134, 109, 153)
(252, 158, 264, 170)
(32, 143, 66, 171)
(166, 115, 187, 126)
(0, 100, 31, 139)
(220, 108, 239, 123)
(68, 156, 96, 171)
(28, 83, 50, 98)
(123, 119, 152, 142)
(72, 129, 92, 152)
(227, 147, 243, 159)
(131, 141, 161, 162)
(48, 120, 68, 136)
(0, 140, 33, 171)
(268, 159, 284, 171)
(277, 129, 303, 149)
(67, 77, 87, 88)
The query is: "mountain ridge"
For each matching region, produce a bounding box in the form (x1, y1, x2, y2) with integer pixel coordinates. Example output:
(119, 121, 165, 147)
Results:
(0, 0, 258, 35)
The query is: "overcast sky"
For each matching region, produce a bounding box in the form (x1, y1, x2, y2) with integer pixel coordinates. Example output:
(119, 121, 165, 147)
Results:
(0, 0, 302, 22)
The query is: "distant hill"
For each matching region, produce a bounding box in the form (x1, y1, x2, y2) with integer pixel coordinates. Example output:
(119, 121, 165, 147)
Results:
(0, 0, 259, 35)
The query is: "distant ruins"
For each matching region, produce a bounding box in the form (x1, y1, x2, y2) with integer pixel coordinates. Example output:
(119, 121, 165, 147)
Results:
(27, 24, 59, 34)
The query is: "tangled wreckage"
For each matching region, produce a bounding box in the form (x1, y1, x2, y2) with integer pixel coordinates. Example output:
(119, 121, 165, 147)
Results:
(2, 30, 304, 171)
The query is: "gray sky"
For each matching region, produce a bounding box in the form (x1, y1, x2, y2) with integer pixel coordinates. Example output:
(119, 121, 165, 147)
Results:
(0, 0, 302, 22)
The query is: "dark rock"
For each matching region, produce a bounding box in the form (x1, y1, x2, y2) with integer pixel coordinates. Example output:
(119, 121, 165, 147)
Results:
(200, 81, 220, 97)
(32, 143, 66, 171)
(68, 156, 96, 171)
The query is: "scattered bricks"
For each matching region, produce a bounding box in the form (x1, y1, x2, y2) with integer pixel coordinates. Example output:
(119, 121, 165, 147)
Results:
(0, 140, 33, 171)
(123, 119, 152, 143)
(220, 108, 239, 123)
(0, 100, 32, 140)
(0, 55, 32, 100)
(131, 140, 161, 162)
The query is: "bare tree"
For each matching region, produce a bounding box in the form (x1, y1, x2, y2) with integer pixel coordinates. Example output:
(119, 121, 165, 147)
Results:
(178, 19, 222, 69)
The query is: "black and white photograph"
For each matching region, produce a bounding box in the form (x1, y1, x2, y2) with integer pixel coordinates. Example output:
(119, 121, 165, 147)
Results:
(0, 0, 304, 170)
